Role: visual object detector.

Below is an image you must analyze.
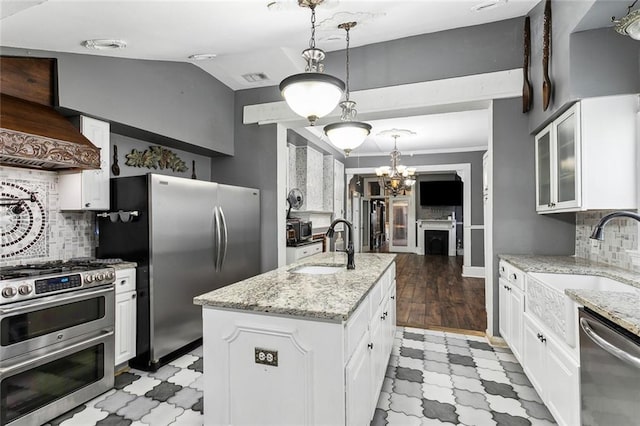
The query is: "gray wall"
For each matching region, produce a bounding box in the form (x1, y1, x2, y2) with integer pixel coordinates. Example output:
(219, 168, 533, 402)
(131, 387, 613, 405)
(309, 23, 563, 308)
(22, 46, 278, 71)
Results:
(570, 28, 640, 101)
(110, 133, 211, 181)
(526, 2, 640, 132)
(324, 18, 523, 90)
(491, 97, 575, 334)
(0, 47, 234, 156)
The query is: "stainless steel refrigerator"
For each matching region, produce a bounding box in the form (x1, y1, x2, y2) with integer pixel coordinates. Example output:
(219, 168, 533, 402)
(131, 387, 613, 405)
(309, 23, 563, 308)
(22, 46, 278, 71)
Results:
(97, 174, 260, 370)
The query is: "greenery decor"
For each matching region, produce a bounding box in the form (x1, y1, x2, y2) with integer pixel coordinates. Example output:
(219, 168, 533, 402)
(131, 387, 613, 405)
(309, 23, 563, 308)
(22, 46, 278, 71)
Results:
(125, 145, 188, 172)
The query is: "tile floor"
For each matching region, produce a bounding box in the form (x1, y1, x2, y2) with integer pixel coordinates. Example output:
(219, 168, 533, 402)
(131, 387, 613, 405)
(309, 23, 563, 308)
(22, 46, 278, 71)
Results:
(45, 327, 556, 425)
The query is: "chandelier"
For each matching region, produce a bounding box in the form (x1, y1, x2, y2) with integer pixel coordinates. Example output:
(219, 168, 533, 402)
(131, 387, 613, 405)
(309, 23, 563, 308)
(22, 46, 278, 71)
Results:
(375, 129, 417, 197)
(279, 0, 345, 126)
(323, 22, 371, 156)
(613, 1, 640, 40)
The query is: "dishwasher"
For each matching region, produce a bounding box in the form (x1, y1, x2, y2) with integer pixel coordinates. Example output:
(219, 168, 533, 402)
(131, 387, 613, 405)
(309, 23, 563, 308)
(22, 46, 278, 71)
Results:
(579, 308, 640, 425)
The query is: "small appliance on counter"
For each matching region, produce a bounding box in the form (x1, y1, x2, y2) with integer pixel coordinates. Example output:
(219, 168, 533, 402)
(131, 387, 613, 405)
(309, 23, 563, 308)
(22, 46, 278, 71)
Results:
(286, 219, 312, 246)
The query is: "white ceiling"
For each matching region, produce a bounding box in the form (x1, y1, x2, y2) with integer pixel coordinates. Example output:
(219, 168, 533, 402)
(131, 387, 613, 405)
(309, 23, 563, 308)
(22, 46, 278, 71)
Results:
(1, 0, 540, 90)
(304, 109, 489, 156)
(0, 0, 538, 156)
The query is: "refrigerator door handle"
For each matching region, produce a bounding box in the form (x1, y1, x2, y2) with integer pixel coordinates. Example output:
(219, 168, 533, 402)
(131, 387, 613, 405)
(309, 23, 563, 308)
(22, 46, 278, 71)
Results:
(218, 206, 229, 271)
(212, 206, 220, 272)
(215, 206, 223, 272)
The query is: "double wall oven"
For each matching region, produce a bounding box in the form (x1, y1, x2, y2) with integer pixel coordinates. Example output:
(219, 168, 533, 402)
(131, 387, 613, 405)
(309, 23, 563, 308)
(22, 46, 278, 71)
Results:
(0, 261, 116, 426)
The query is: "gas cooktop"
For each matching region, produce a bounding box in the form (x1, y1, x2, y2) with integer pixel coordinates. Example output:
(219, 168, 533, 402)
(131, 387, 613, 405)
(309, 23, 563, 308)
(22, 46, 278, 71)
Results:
(0, 259, 122, 280)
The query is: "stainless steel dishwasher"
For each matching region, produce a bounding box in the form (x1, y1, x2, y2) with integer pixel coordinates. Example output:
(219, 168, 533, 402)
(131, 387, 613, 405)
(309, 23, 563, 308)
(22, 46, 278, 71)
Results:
(579, 308, 640, 425)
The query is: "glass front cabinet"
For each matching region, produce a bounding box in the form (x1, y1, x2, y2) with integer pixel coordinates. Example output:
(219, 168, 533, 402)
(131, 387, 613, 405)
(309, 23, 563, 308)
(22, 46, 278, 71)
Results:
(535, 104, 581, 213)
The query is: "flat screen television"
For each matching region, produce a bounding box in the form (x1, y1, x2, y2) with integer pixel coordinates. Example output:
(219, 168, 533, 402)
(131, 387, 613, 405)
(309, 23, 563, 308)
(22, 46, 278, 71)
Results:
(419, 181, 462, 206)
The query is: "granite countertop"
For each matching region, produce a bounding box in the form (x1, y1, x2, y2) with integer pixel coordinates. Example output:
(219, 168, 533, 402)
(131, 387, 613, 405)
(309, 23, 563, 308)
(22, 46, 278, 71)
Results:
(108, 262, 137, 270)
(193, 252, 396, 323)
(499, 254, 640, 337)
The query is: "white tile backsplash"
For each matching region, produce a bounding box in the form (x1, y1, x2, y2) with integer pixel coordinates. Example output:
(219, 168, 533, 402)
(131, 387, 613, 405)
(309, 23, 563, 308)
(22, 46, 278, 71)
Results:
(576, 210, 639, 272)
(1, 166, 94, 266)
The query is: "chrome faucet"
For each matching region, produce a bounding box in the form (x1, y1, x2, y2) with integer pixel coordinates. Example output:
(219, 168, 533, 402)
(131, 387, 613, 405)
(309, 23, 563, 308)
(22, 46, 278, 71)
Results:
(590, 211, 640, 240)
(326, 219, 355, 269)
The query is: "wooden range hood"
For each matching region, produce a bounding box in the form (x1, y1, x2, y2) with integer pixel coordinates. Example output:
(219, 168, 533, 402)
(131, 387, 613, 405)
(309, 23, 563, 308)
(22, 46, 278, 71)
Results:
(0, 57, 100, 170)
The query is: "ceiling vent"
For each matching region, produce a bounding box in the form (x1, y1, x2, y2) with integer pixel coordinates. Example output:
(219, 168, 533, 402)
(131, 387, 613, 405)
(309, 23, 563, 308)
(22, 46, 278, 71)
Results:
(242, 73, 270, 83)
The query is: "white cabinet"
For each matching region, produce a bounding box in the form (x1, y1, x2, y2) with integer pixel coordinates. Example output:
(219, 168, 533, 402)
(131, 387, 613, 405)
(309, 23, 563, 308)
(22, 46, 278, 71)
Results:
(286, 241, 322, 264)
(202, 262, 396, 425)
(535, 94, 638, 213)
(522, 313, 579, 426)
(114, 268, 136, 366)
(498, 261, 524, 363)
(59, 116, 110, 210)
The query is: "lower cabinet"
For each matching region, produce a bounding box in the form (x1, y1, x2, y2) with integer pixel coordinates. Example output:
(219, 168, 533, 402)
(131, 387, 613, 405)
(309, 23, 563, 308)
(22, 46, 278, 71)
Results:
(523, 313, 580, 426)
(286, 241, 323, 264)
(114, 268, 137, 366)
(202, 262, 396, 425)
(498, 277, 524, 363)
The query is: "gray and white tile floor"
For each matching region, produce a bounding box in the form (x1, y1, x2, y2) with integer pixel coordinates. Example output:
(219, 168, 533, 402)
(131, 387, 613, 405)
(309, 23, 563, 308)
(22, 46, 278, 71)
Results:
(45, 327, 556, 425)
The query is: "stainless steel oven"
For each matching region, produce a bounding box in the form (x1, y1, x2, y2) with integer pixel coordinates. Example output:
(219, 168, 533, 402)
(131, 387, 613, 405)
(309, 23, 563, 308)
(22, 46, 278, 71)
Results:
(0, 262, 116, 426)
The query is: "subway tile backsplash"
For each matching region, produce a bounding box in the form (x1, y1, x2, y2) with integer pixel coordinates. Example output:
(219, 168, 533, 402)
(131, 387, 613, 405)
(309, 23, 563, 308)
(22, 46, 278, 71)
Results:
(0, 167, 94, 266)
(576, 210, 639, 272)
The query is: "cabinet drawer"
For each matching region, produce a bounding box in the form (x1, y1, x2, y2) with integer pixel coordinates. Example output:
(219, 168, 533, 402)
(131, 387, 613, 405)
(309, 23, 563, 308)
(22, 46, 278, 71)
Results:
(297, 242, 322, 259)
(508, 267, 524, 291)
(115, 268, 136, 294)
(346, 296, 370, 360)
(499, 261, 509, 278)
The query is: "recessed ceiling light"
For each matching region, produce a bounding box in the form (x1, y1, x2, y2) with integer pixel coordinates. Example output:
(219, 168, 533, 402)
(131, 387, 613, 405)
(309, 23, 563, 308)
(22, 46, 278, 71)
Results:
(188, 53, 218, 61)
(82, 39, 127, 50)
(471, 0, 507, 12)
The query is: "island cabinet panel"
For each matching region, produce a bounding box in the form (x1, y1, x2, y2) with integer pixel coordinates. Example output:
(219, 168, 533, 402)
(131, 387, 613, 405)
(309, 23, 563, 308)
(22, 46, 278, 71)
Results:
(201, 260, 396, 426)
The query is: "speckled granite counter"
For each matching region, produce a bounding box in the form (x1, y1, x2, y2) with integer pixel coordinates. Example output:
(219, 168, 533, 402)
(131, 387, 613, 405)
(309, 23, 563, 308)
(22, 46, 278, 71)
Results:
(193, 252, 396, 322)
(499, 255, 640, 337)
(108, 262, 137, 270)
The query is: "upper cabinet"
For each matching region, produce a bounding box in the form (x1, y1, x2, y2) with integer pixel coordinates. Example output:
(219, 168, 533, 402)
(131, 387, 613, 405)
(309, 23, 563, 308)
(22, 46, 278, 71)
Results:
(59, 116, 111, 210)
(535, 94, 638, 214)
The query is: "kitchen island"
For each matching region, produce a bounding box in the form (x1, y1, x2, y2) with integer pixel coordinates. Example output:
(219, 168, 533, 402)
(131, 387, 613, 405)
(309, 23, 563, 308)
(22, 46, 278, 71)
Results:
(194, 252, 396, 426)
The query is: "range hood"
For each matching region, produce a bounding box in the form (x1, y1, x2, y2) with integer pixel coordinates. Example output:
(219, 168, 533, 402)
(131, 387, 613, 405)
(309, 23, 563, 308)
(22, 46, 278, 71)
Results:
(0, 56, 100, 170)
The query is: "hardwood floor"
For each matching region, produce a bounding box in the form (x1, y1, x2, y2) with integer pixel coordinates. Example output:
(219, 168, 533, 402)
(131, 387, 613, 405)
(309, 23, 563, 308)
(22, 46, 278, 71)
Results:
(394, 253, 486, 332)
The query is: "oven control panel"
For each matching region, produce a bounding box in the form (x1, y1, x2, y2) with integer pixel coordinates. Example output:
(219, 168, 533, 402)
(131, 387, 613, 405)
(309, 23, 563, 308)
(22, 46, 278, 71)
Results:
(0, 267, 116, 304)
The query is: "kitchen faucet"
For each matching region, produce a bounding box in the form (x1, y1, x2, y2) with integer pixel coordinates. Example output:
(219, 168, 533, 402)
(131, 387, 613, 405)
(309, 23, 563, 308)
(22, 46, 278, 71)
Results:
(326, 219, 355, 269)
(590, 211, 640, 240)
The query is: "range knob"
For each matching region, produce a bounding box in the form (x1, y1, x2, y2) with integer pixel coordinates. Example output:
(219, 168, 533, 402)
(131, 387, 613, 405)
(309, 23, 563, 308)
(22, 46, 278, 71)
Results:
(85, 274, 94, 283)
(96, 273, 105, 281)
(106, 270, 115, 280)
(18, 284, 33, 296)
(2, 287, 17, 298)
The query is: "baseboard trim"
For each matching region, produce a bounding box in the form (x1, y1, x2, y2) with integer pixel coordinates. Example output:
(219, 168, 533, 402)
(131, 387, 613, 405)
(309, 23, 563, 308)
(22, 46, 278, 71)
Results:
(462, 266, 485, 278)
(486, 334, 508, 348)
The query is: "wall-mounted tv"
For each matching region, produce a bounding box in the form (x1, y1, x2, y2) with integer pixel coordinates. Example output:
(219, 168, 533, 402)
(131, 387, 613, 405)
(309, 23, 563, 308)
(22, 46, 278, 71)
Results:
(419, 181, 463, 206)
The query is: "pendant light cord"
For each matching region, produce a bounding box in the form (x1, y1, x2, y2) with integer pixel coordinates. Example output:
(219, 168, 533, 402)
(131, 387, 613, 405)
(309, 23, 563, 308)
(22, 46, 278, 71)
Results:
(309, 5, 317, 49)
(345, 26, 351, 102)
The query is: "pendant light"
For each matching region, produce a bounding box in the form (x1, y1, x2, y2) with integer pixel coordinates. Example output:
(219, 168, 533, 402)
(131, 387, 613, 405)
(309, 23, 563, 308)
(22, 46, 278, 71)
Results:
(279, 0, 345, 126)
(613, 1, 640, 40)
(375, 129, 417, 197)
(323, 22, 371, 156)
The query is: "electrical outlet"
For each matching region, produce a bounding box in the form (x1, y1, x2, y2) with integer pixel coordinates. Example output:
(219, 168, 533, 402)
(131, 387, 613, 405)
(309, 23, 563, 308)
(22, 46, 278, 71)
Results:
(255, 348, 278, 367)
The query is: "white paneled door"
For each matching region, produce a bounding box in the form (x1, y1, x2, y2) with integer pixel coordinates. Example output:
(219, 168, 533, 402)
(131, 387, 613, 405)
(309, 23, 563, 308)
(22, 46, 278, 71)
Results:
(388, 196, 415, 252)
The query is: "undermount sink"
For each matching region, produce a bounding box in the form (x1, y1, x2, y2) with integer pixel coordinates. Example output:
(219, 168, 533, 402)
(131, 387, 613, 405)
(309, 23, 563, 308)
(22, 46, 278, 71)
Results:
(290, 265, 344, 275)
(529, 272, 639, 294)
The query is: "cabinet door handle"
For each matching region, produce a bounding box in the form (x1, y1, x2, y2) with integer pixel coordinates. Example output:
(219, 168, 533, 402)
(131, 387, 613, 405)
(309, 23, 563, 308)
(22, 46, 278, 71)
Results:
(390, 295, 395, 300)
(85, 202, 91, 208)
(510, 273, 517, 280)
(381, 312, 388, 320)
(367, 343, 374, 350)
(132, 294, 136, 299)
(120, 280, 127, 285)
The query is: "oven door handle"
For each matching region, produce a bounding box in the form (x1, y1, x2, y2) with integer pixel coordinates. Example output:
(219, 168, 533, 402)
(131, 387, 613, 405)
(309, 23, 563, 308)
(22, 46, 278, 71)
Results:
(0, 329, 114, 375)
(580, 317, 640, 369)
(0, 286, 113, 316)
